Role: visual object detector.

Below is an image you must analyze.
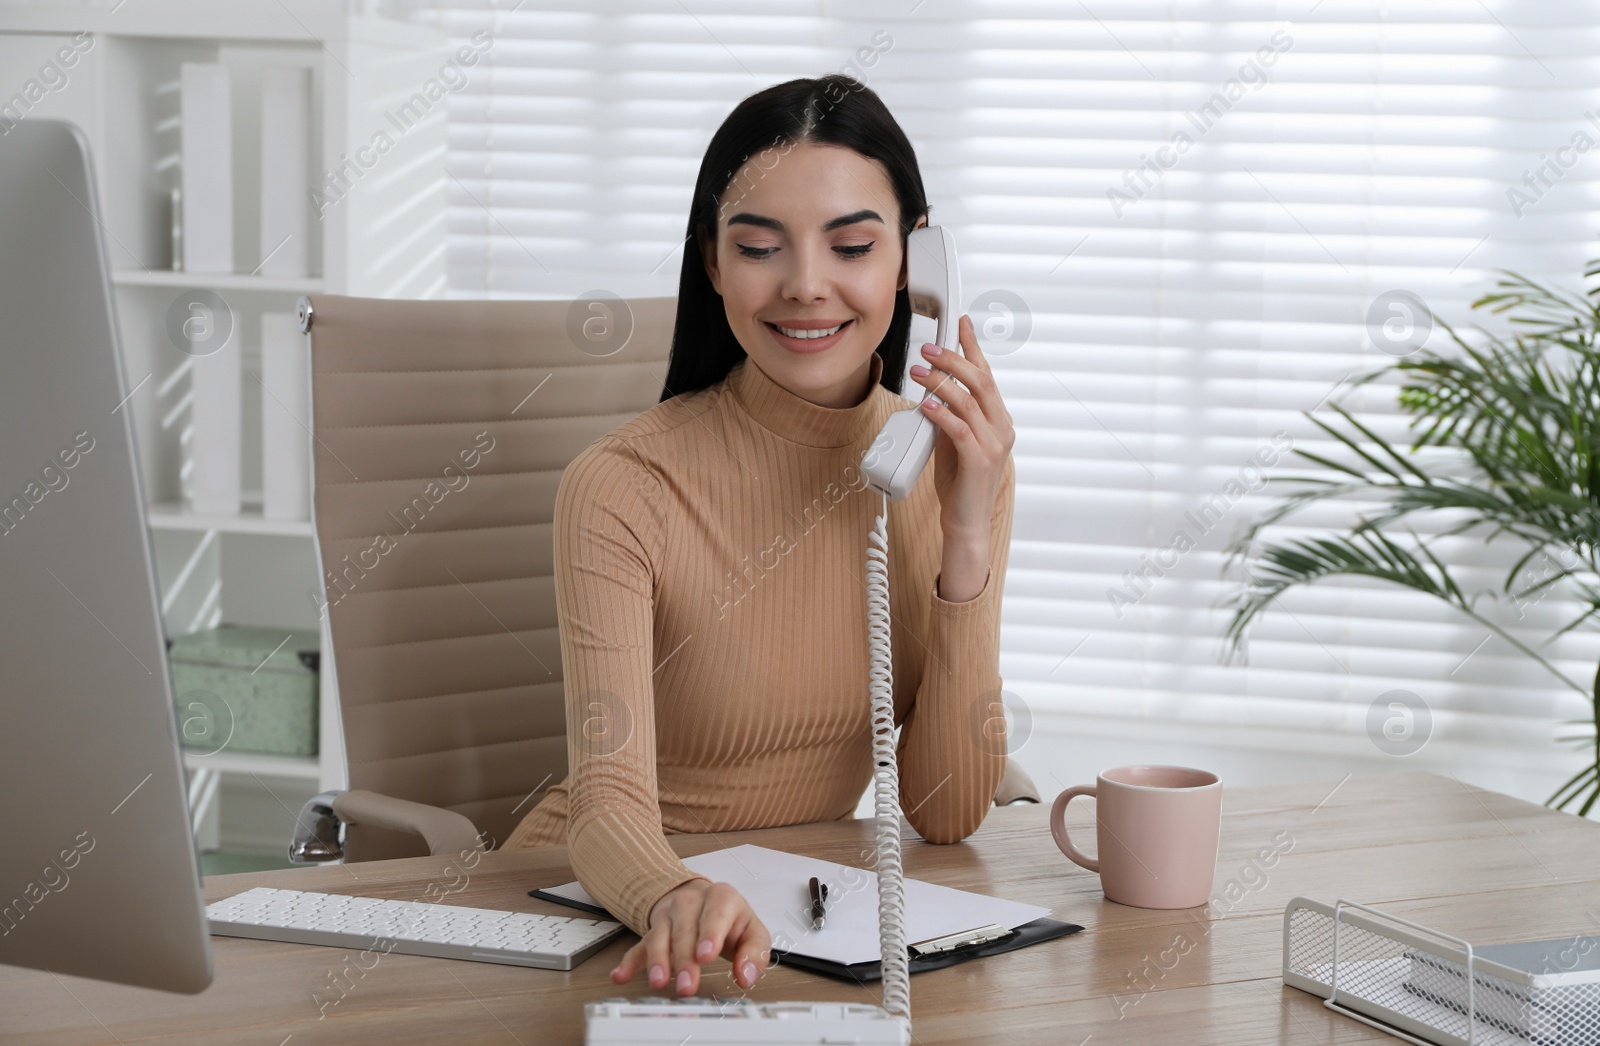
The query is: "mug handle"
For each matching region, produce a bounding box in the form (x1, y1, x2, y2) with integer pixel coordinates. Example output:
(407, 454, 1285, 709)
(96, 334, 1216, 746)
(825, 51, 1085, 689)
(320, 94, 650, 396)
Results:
(1050, 785, 1099, 873)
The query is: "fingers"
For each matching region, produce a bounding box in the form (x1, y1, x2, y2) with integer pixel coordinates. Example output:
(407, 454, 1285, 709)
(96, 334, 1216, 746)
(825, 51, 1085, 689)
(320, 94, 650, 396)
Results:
(698, 883, 770, 989)
(609, 939, 642, 984)
(670, 894, 702, 995)
(911, 316, 1014, 453)
(958, 313, 1014, 439)
(608, 882, 771, 995)
(695, 882, 740, 964)
(646, 921, 674, 991)
(914, 352, 982, 433)
(731, 914, 773, 990)
(957, 311, 985, 357)
(916, 316, 1006, 415)
(915, 376, 976, 444)
(609, 923, 674, 989)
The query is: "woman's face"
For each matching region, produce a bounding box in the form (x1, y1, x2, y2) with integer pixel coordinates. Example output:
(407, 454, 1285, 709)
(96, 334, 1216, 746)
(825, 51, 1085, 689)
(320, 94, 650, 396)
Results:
(701, 141, 922, 409)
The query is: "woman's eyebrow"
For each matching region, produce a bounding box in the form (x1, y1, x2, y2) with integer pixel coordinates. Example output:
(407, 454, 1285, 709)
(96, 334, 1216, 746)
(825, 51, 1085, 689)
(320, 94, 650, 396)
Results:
(726, 209, 884, 232)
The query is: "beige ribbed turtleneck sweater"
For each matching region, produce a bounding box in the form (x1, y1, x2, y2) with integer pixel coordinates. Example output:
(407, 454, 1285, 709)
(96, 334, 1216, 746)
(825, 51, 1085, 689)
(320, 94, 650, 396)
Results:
(505, 349, 1016, 937)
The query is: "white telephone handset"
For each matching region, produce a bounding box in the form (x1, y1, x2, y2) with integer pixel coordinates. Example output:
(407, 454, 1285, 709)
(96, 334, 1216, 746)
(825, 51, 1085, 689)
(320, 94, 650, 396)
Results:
(861, 224, 963, 502)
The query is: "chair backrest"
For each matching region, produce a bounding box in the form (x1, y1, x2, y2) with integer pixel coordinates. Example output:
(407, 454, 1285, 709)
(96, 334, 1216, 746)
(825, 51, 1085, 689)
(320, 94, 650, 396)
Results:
(303, 294, 676, 860)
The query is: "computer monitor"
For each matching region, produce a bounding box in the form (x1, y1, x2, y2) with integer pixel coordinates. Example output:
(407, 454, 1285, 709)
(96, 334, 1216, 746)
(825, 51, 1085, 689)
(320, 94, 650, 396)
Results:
(0, 119, 213, 993)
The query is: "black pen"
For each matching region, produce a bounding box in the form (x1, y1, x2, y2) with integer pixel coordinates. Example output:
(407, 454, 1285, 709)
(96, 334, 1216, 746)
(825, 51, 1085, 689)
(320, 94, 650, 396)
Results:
(808, 876, 827, 929)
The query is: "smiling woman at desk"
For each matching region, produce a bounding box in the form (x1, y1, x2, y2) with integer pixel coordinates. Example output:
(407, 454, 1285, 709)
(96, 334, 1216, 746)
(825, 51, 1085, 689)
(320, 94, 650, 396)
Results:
(504, 74, 1016, 1004)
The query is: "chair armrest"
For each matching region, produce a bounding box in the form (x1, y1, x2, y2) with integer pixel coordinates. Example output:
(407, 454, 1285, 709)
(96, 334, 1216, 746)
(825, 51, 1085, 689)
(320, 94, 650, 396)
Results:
(288, 789, 484, 862)
(994, 761, 1041, 806)
(333, 790, 484, 857)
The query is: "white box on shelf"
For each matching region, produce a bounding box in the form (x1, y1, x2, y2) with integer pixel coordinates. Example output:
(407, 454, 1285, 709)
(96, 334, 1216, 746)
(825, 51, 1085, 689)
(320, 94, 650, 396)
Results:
(258, 65, 310, 279)
(179, 62, 233, 274)
(188, 301, 241, 516)
(260, 311, 310, 521)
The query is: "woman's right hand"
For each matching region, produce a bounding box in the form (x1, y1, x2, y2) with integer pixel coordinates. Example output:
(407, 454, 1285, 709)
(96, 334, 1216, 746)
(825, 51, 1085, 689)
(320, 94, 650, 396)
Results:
(609, 879, 772, 996)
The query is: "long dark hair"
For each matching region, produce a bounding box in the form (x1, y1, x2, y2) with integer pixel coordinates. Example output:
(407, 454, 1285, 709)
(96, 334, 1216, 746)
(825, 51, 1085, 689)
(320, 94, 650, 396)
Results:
(659, 74, 930, 403)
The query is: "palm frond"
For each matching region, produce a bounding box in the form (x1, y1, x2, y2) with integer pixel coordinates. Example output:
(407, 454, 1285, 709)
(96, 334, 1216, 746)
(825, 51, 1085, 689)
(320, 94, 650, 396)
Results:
(1224, 528, 1589, 695)
(1224, 258, 1600, 813)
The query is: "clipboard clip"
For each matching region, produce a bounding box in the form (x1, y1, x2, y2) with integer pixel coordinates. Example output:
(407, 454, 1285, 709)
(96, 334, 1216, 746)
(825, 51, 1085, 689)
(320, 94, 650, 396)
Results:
(907, 922, 1015, 959)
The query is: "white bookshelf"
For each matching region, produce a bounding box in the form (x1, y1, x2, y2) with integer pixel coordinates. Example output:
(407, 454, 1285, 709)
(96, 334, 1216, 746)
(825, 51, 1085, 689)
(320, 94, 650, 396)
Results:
(0, 1, 449, 853)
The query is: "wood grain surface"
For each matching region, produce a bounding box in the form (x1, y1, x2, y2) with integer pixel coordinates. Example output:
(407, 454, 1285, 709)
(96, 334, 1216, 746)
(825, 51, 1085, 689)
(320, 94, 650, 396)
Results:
(2, 770, 1594, 1044)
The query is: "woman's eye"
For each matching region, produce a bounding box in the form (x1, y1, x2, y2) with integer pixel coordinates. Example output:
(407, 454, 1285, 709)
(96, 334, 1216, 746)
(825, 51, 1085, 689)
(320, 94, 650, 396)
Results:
(733, 243, 876, 259)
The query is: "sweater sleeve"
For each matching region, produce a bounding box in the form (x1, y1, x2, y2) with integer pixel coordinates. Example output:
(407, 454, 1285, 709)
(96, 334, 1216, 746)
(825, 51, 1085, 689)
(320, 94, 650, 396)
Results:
(555, 436, 710, 936)
(895, 452, 1016, 844)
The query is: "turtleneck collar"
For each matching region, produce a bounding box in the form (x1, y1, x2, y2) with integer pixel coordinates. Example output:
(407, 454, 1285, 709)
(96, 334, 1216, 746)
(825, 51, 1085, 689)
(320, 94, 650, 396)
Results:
(727, 351, 885, 448)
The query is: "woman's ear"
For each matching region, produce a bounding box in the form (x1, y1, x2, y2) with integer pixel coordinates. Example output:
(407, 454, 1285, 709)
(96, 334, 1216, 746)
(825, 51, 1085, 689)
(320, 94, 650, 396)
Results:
(896, 214, 929, 292)
(697, 223, 722, 295)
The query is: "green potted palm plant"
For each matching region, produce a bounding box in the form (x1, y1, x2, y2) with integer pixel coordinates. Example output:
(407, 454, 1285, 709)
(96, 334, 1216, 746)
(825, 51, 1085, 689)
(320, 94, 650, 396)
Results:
(1223, 262, 1600, 814)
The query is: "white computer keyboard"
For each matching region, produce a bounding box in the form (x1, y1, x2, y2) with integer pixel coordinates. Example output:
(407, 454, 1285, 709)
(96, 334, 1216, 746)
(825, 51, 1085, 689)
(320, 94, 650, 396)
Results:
(206, 886, 625, 971)
(584, 997, 910, 1045)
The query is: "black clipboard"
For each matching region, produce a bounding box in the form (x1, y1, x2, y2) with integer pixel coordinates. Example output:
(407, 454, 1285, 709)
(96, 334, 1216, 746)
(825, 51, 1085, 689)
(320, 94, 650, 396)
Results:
(772, 917, 1083, 984)
(528, 888, 1082, 984)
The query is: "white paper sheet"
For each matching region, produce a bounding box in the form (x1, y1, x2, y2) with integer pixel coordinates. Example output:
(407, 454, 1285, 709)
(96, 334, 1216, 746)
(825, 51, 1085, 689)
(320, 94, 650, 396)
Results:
(538, 844, 1052, 966)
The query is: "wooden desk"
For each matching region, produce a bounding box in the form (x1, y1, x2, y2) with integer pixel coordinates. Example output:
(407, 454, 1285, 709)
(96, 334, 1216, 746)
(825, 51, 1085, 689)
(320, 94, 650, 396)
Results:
(3, 770, 1596, 1044)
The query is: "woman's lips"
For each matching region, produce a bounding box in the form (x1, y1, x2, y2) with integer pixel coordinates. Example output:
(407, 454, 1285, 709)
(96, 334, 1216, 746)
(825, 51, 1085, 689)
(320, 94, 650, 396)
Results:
(766, 319, 853, 353)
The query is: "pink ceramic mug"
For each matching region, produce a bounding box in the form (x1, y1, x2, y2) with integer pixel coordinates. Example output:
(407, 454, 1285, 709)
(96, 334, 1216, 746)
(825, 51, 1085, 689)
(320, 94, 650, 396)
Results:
(1050, 765, 1222, 909)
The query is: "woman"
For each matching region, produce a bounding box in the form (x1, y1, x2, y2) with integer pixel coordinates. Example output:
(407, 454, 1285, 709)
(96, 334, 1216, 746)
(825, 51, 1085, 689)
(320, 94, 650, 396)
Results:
(505, 73, 1016, 999)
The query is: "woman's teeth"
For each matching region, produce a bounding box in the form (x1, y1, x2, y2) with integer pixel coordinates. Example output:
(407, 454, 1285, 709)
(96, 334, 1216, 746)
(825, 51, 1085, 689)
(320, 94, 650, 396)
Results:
(773, 322, 845, 339)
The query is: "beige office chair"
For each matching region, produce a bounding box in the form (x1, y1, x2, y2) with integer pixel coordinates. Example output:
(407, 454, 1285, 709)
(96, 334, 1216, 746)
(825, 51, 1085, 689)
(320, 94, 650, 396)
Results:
(288, 293, 1039, 865)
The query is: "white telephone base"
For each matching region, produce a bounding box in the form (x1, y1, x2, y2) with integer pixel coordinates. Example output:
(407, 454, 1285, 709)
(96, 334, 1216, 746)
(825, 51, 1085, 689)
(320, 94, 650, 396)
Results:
(584, 996, 911, 1045)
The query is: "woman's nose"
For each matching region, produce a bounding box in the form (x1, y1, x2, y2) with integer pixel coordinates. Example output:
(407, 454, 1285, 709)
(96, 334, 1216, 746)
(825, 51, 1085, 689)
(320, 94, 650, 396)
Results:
(781, 247, 830, 302)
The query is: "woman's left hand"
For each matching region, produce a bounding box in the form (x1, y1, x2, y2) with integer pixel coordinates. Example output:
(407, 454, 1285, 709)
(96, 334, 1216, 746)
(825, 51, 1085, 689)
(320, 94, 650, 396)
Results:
(908, 313, 1016, 545)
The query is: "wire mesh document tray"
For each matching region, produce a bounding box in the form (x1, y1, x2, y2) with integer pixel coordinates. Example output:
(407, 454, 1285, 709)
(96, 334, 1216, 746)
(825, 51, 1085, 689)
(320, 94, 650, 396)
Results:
(1282, 896, 1600, 1046)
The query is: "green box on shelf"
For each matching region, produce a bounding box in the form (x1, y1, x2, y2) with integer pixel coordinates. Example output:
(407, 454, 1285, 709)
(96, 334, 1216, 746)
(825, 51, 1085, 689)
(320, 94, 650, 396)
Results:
(166, 624, 321, 757)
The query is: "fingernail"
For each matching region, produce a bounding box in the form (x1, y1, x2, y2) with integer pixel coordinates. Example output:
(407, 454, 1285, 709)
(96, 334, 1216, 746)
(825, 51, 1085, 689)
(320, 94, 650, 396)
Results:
(910, 364, 929, 376)
(922, 343, 941, 356)
(743, 960, 758, 983)
(650, 964, 664, 985)
(609, 965, 621, 979)
(676, 968, 692, 992)
(697, 937, 714, 960)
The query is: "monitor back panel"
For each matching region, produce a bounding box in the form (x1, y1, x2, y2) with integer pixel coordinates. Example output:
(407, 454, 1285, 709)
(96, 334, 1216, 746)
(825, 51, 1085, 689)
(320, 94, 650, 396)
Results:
(0, 118, 212, 993)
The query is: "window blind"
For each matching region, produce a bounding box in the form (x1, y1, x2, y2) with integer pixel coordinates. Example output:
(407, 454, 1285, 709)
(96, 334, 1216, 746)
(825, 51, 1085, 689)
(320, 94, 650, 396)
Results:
(411, 0, 1600, 767)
